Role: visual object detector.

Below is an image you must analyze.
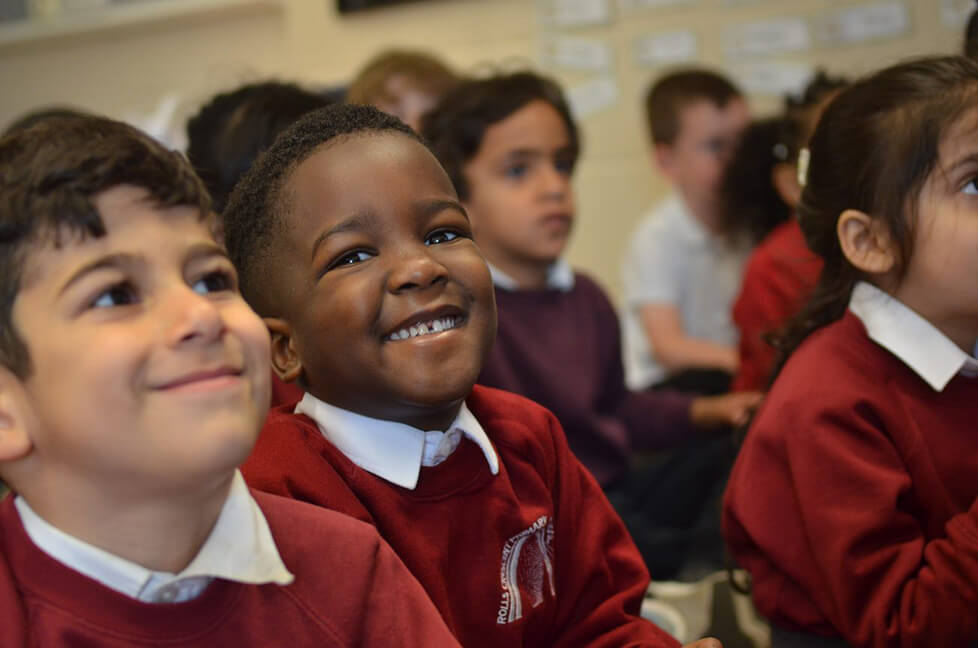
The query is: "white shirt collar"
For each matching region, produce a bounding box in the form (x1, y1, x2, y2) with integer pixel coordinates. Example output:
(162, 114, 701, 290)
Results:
(849, 281, 978, 391)
(14, 470, 294, 603)
(488, 259, 575, 292)
(295, 392, 499, 490)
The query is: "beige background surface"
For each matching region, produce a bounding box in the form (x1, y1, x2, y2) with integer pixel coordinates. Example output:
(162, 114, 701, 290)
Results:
(0, 0, 968, 303)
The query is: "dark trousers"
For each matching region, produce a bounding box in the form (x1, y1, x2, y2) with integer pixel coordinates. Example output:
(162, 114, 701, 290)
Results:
(604, 433, 737, 581)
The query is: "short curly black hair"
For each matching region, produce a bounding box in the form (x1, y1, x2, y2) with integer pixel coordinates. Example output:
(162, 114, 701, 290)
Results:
(222, 103, 421, 316)
(0, 114, 210, 378)
(186, 81, 331, 213)
(421, 71, 579, 201)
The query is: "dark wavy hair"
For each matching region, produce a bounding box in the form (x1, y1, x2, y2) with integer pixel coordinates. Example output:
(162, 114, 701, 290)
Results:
(422, 70, 579, 201)
(770, 56, 978, 380)
(0, 114, 210, 378)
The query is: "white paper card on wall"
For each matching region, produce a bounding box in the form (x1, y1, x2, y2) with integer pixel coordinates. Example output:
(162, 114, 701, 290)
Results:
(941, 0, 974, 28)
(618, 0, 697, 11)
(815, 1, 909, 45)
(730, 61, 814, 97)
(724, 18, 811, 59)
(567, 77, 619, 119)
(542, 37, 614, 71)
(541, 0, 612, 28)
(634, 30, 698, 66)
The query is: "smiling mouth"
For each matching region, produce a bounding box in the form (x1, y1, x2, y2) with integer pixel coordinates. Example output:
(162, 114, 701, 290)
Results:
(157, 368, 242, 390)
(386, 315, 465, 342)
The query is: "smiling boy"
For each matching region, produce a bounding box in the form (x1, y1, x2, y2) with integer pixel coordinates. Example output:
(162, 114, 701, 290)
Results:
(225, 104, 689, 647)
(0, 114, 460, 647)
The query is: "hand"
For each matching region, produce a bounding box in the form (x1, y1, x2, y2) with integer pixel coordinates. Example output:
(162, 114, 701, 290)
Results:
(683, 639, 723, 648)
(690, 391, 763, 428)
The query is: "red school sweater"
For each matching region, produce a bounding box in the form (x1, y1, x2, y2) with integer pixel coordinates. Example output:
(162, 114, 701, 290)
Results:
(723, 312, 978, 648)
(730, 220, 822, 392)
(0, 490, 460, 647)
(243, 385, 679, 648)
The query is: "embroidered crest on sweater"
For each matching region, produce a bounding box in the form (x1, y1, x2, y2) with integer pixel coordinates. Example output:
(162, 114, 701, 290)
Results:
(496, 515, 556, 624)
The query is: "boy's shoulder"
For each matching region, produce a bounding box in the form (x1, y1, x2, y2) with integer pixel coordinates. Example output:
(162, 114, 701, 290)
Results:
(466, 385, 575, 467)
(252, 489, 382, 553)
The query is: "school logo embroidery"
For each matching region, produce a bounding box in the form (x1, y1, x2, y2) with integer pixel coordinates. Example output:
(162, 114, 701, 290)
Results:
(496, 515, 556, 624)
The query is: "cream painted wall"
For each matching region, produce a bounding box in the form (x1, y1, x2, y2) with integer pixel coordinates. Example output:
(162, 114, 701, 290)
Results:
(0, 0, 967, 303)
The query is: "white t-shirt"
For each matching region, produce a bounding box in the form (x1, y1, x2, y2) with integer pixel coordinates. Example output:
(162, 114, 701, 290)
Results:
(620, 193, 750, 389)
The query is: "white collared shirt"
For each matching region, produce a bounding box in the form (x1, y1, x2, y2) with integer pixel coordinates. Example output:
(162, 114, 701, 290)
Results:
(488, 259, 575, 293)
(14, 470, 294, 604)
(295, 393, 499, 490)
(620, 194, 750, 389)
(849, 281, 978, 392)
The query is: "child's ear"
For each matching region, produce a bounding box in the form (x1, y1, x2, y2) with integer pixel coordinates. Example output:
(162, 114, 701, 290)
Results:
(652, 143, 676, 178)
(0, 367, 33, 463)
(263, 318, 304, 383)
(771, 162, 802, 208)
(837, 209, 897, 275)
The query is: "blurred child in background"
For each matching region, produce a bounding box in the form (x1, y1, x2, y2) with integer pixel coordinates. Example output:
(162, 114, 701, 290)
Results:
(621, 69, 751, 395)
(186, 81, 331, 214)
(347, 48, 459, 132)
(725, 72, 845, 392)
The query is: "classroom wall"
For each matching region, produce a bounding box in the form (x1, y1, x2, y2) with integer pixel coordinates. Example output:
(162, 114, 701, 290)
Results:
(0, 0, 966, 303)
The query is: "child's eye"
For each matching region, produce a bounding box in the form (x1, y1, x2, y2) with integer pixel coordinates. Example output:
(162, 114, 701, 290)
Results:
(504, 163, 529, 180)
(327, 250, 373, 272)
(191, 270, 235, 295)
(963, 179, 978, 195)
(554, 157, 576, 176)
(425, 229, 462, 245)
(91, 282, 138, 309)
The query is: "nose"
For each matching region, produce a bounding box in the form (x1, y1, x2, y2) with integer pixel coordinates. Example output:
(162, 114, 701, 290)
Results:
(539, 162, 570, 199)
(386, 245, 449, 294)
(164, 283, 225, 347)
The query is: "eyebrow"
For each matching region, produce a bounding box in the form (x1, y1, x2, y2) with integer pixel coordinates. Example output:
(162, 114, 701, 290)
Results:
(945, 152, 978, 177)
(58, 242, 227, 296)
(58, 252, 142, 297)
(309, 199, 468, 260)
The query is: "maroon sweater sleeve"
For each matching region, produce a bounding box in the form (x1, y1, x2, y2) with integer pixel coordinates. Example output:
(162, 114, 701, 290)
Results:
(254, 492, 461, 647)
(725, 316, 978, 647)
(535, 407, 680, 648)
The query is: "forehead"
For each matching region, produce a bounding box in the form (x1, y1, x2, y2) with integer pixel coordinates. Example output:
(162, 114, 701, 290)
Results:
(938, 107, 978, 163)
(677, 98, 748, 139)
(19, 185, 212, 290)
(475, 100, 571, 158)
(283, 132, 456, 226)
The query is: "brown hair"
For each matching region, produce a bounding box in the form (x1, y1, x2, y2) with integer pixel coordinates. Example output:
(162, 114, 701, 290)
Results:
(0, 115, 210, 378)
(644, 68, 742, 145)
(347, 49, 458, 107)
(770, 56, 978, 383)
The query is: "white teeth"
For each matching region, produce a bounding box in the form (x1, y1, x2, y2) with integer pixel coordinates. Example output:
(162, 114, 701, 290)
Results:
(387, 316, 461, 341)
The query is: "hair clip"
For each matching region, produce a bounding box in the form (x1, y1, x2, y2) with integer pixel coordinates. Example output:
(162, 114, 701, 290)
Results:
(796, 147, 810, 187)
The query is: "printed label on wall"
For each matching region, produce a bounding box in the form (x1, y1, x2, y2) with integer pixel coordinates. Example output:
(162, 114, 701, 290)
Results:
(815, 1, 909, 45)
(542, 36, 614, 71)
(541, 0, 612, 28)
(634, 30, 698, 66)
(730, 61, 814, 97)
(725, 17, 811, 59)
(567, 76, 620, 119)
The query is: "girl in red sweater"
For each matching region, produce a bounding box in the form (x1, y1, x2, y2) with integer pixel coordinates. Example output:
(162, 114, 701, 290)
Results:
(723, 56, 978, 648)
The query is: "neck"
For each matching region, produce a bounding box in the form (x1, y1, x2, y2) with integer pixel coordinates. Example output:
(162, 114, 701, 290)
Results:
(483, 248, 552, 290)
(20, 470, 233, 573)
(681, 192, 721, 234)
